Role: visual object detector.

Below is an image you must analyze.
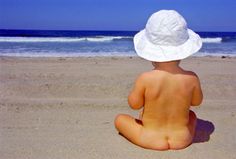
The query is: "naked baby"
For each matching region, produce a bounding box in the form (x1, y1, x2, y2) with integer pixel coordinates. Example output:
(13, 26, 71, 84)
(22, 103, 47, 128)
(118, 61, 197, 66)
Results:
(114, 10, 203, 150)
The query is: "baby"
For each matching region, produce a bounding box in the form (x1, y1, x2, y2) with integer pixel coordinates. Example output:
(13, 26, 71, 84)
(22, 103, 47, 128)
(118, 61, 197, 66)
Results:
(114, 10, 203, 150)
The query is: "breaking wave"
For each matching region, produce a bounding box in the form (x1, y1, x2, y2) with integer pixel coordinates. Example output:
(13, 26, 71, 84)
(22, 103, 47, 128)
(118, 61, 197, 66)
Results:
(201, 37, 222, 43)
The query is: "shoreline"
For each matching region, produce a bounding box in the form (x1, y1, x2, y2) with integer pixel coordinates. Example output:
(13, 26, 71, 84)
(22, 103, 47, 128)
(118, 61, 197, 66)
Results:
(0, 56, 236, 158)
(1, 53, 236, 59)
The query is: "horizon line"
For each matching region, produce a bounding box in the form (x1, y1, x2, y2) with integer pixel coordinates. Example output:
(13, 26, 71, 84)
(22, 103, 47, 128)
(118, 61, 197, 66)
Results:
(1, 28, 236, 33)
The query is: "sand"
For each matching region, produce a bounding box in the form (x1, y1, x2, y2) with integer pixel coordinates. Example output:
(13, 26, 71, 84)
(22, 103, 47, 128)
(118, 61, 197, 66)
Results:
(0, 56, 236, 159)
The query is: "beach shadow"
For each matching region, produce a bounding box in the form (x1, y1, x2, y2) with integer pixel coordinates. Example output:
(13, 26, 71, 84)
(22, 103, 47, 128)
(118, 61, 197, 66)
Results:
(193, 118, 215, 143)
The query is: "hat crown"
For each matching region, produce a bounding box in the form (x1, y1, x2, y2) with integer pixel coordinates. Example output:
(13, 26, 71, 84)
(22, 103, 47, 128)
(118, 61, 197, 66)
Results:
(145, 10, 189, 46)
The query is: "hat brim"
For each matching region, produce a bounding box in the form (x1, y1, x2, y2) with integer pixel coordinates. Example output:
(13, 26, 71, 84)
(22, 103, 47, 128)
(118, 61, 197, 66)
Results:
(133, 29, 202, 62)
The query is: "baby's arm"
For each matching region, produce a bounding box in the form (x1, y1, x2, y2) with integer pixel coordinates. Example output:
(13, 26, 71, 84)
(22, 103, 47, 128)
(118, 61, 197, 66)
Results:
(128, 74, 146, 110)
(191, 74, 203, 106)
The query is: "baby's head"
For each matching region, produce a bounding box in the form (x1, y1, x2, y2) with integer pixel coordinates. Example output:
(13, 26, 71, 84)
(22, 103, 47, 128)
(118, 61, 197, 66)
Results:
(134, 10, 202, 63)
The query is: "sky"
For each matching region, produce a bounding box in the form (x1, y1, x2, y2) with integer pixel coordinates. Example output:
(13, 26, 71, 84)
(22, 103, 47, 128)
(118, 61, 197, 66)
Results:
(0, 0, 236, 31)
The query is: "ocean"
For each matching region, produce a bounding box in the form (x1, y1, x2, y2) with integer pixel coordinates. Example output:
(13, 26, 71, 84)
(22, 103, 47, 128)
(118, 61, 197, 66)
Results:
(0, 29, 236, 57)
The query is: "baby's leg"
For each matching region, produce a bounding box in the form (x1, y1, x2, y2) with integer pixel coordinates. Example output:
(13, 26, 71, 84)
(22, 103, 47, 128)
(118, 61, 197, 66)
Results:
(114, 114, 143, 146)
(115, 114, 169, 150)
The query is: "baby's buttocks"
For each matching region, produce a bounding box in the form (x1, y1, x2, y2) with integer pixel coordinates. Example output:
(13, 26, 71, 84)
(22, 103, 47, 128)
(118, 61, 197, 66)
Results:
(140, 127, 193, 150)
(167, 130, 193, 149)
(140, 129, 170, 150)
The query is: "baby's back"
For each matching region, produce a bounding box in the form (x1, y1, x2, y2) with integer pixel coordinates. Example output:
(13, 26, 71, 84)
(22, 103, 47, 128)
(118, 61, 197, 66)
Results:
(143, 70, 195, 128)
(140, 70, 198, 149)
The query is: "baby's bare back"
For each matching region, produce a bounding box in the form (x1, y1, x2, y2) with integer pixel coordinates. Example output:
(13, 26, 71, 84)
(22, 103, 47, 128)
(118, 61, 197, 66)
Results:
(140, 70, 200, 148)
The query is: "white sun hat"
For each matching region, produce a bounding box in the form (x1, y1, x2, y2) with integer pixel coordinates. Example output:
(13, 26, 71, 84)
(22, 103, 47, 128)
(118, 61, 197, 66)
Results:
(134, 10, 202, 62)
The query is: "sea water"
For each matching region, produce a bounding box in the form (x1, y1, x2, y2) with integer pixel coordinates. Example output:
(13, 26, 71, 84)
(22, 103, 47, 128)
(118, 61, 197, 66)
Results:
(0, 29, 236, 57)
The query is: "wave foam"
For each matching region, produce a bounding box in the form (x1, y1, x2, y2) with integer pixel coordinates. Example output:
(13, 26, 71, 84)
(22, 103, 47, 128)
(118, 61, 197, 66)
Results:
(86, 37, 114, 42)
(0, 36, 132, 43)
(201, 37, 222, 43)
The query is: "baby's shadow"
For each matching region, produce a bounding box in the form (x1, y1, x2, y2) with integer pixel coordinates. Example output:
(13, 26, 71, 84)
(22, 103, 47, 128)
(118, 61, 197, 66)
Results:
(193, 118, 215, 143)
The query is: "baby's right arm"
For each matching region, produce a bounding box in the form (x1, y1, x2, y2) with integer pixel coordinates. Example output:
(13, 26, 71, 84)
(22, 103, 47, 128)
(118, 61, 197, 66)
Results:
(191, 74, 203, 106)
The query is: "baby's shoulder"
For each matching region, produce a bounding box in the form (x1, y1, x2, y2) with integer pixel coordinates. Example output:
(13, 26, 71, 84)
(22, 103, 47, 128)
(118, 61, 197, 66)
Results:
(181, 70, 200, 84)
(136, 72, 150, 81)
(138, 71, 157, 79)
(135, 71, 155, 84)
(182, 70, 199, 78)
(136, 71, 163, 87)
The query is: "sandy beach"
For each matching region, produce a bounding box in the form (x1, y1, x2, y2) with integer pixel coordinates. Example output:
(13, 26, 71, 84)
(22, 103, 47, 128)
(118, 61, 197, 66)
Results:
(0, 56, 236, 159)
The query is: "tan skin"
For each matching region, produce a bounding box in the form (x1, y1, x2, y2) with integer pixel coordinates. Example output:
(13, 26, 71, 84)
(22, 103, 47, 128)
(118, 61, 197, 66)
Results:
(114, 60, 203, 150)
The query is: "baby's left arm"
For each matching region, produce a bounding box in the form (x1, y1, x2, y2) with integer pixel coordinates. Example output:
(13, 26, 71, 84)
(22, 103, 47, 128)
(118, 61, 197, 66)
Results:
(128, 74, 146, 110)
